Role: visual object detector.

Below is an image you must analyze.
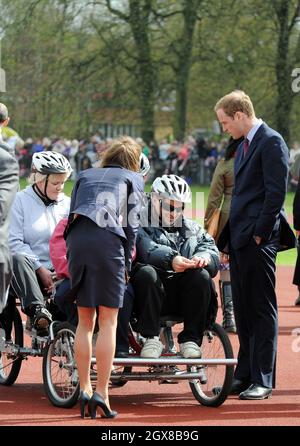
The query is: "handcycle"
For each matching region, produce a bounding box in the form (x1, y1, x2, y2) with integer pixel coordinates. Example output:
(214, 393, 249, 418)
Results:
(43, 308, 237, 408)
(0, 288, 237, 409)
(0, 288, 77, 390)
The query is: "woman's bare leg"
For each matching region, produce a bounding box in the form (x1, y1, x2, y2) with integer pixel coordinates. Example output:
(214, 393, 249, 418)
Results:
(95, 305, 119, 408)
(74, 306, 96, 396)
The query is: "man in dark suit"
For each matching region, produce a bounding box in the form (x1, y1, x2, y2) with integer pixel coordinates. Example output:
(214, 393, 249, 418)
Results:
(292, 177, 300, 305)
(215, 90, 295, 400)
(0, 103, 19, 313)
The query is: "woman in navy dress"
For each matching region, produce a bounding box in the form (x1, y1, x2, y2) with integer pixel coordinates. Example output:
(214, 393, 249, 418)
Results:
(65, 136, 143, 419)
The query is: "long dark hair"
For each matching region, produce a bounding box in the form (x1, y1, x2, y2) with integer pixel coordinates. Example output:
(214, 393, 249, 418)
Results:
(224, 136, 244, 160)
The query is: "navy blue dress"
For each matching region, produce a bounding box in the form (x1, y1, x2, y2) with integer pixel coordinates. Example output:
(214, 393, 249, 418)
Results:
(65, 165, 144, 308)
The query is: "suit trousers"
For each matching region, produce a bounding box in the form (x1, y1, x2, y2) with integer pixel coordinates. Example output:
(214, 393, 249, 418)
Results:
(132, 264, 211, 345)
(292, 236, 300, 286)
(230, 235, 279, 388)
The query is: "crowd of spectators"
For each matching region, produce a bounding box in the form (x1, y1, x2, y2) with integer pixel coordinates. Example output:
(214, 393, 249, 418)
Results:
(2, 132, 231, 185)
(3, 130, 300, 187)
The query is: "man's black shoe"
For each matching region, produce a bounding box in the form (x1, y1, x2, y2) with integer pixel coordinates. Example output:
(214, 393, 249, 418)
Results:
(33, 305, 52, 330)
(36, 327, 49, 337)
(230, 378, 250, 395)
(212, 378, 249, 396)
(239, 383, 272, 400)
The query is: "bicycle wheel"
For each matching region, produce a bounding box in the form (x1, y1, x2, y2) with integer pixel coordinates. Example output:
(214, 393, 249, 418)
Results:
(189, 322, 234, 407)
(0, 307, 24, 386)
(42, 322, 79, 408)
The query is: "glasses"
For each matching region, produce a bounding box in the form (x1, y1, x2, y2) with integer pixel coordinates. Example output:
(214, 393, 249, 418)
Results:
(160, 200, 185, 213)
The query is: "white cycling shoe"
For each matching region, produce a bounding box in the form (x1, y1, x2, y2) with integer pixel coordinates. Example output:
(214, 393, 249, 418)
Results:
(140, 337, 163, 359)
(179, 341, 202, 358)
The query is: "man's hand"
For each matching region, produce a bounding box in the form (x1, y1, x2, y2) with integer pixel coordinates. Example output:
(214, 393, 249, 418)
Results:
(191, 256, 210, 268)
(36, 266, 55, 294)
(253, 236, 262, 245)
(172, 255, 195, 273)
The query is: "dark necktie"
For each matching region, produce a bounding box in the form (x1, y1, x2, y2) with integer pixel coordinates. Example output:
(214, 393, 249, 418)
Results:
(243, 138, 249, 158)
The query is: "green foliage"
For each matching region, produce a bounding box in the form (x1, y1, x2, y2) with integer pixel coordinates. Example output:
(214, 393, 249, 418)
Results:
(1, 0, 300, 142)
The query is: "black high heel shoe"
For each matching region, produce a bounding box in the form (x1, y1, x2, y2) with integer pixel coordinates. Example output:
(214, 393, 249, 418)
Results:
(79, 390, 91, 418)
(88, 392, 118, 419)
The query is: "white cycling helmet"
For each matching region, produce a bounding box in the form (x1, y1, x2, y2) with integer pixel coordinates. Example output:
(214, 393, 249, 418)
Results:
(151, 174, 191, 203)
(32, 151, 72, 176)
(139, 153, 150, 177)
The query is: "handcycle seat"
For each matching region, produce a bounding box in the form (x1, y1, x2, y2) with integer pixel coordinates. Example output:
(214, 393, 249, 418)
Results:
(160, 315, 183, 327)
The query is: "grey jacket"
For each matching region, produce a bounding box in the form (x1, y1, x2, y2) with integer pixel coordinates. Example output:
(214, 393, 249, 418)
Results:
(136, 204, 220, 277)
(9, 186, 70, 270)
(0, 144, 19, 312)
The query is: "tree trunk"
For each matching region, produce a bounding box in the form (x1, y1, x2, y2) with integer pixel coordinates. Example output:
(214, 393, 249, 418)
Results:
(129, 0, 155, 142)
(274, 0, 293, 145)
(173, 0, 201, 141)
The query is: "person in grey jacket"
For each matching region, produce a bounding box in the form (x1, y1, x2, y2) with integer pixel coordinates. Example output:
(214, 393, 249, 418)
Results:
(131, 174, 219, 359)
(9, 151, 71, 330)
(0, 103, 10, 144)
(0, 103, 19, 312)
(0, 103, 15, 157)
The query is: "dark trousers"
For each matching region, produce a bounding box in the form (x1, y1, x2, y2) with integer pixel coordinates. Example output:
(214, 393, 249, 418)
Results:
(131, 265, 211, 345)
(292, 236, 300, 285)
(11, 254, 46, 313)
(230, 236, 279, 388)
(54, 278, 78, 326)
(116, 283, 134, 353)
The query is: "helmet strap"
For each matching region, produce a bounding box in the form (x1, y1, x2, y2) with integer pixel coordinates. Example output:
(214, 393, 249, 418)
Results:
(44, 175, 49, 198)
(33, 176, 57, 206)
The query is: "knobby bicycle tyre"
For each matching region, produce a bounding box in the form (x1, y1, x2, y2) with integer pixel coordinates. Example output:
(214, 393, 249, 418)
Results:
(189, 322, 234, 407)
(42, 322, 79, 408)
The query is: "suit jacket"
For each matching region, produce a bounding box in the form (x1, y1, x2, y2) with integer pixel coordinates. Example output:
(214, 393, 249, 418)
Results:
(218, 123, 295, 253)
(293, 176, 300, 230)
(0, 143, 19, 312)
(66, 165, 144, 271)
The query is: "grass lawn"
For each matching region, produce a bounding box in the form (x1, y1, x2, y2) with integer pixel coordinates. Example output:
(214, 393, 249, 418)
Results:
(19, 178, 297, 266)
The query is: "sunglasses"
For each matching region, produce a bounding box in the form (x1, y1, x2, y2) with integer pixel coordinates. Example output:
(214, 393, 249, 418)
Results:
(160, 200, 185, 213)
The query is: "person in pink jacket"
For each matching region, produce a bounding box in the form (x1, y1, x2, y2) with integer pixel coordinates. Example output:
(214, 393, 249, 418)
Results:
(49, 218, 70, 279)
(49, 218, 78, 325)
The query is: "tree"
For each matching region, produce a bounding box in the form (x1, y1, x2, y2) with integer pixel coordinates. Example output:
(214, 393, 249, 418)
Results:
(0, 0, 112, 137)
(104, 0, 156, 143)
(158, 0, 203, 141)
(272, 0, 300, 145)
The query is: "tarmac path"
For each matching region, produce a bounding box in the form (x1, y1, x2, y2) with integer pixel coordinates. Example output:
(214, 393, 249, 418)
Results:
(0, 266, 299, 428)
